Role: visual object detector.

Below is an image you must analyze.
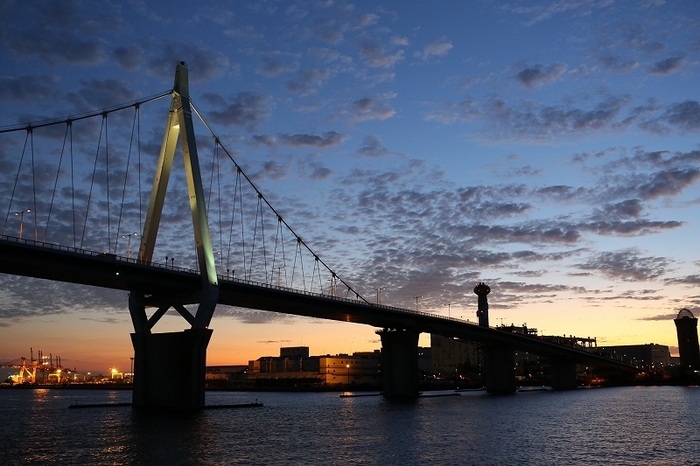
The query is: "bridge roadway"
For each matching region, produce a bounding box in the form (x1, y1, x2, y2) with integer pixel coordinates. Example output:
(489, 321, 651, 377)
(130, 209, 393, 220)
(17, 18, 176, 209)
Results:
(0, 236, 634, 371)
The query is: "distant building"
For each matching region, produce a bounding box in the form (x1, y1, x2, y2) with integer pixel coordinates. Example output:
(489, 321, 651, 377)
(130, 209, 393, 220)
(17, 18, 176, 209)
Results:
(319, 351, 381, 385)
(596, 344, 671, 369)
(246, 347, 381, 387)
(430, 334, 479, 377)
(674, 308, 700, 372)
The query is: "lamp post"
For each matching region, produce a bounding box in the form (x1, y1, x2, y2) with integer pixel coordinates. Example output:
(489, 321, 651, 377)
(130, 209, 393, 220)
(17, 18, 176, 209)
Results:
(275, 266, 286, 287)
(374, 287, 385, 305)
(346, 364, 350, 384)
(122, 232, 138, 260)
(14, 209, 31, 240)
(411, 295, 423, 312)
(447, 302, 455, 318)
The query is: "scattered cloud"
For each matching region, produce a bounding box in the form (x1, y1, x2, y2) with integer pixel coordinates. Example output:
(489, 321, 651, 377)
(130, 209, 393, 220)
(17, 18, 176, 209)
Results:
(415, 38, 453, 60)
(515, 62, 567, 88)
(200, 91, 272, 131)
(648, 55, 685, 75)
(278, 131, 348, 148)
(576, 249, 671, 281)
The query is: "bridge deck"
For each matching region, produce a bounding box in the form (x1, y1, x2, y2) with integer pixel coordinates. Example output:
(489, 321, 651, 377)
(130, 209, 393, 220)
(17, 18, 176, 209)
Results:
(0, 237, 635, 371)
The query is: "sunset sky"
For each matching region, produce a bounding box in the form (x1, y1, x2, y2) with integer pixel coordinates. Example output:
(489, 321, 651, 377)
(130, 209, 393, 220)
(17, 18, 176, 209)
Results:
(1, 0, 699, 374)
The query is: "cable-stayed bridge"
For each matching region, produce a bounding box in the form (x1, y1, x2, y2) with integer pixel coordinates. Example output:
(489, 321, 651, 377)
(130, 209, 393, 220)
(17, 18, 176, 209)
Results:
(0, 63, 635, 408)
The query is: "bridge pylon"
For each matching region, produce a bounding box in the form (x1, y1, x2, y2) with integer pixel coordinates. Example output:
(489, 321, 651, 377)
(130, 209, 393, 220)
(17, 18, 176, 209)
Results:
(128, 61, 219, 410)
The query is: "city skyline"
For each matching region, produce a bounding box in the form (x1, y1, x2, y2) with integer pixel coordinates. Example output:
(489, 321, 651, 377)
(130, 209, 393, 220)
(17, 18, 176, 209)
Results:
(1, 1, 699, 372)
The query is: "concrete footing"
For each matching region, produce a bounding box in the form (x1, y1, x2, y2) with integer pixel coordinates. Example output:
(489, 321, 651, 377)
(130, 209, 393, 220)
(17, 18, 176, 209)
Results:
(131, 329, 213, 409)
(378, 328, 419, 400)
(549, 360, 578, 390)
(482, 345, 516, 394)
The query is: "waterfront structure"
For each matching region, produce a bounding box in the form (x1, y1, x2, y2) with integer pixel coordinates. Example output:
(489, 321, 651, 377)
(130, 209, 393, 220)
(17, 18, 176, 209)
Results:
(246, 347, 381, 387)
(430, 334, 479, 378)
(596, 344, 671, 369)
(674, 309, 700, 372)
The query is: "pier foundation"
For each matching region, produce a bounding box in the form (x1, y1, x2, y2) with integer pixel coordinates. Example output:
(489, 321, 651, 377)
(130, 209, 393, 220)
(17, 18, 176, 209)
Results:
(549, 359, 578, 390)
(482, 345, 516, 394)
(131, 329, 212, 409)
(378, 328, 420, 400)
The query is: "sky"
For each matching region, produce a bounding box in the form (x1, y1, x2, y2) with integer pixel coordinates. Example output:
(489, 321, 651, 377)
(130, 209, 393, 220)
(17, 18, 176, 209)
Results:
(0, 0, 699, 374)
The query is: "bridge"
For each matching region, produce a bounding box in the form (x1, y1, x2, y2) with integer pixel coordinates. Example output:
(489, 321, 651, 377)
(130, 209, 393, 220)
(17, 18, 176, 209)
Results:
(0, 62, 636, 408)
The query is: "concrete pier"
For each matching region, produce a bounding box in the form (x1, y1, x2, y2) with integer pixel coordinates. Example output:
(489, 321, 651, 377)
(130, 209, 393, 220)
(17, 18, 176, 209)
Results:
(378, 328, 420, 400)
(482, 344, 516, 394)
(131, 329, 212, 409)
(549, 359, 578, 390)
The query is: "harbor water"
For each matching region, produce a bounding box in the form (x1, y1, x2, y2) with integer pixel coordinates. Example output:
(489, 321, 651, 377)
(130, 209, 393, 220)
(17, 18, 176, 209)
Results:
(0, 386, 698, 465)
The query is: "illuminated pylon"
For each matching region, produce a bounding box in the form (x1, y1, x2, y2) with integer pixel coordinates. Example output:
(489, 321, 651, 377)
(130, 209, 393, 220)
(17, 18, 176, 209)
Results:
(130, 61, 218, 332)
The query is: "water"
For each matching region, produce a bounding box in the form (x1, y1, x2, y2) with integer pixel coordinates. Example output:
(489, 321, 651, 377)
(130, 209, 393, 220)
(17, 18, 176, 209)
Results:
(0, 386, 698, 465)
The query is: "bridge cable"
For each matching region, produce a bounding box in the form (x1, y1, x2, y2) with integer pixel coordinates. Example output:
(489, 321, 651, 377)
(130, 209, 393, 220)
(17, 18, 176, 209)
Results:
(104, 112, 111, 253)
(30, 128, 38, 241)
(190, 101, 369, 303)
(225, 168, 241, 279)
(137, 104, 143, 236)
(69, 122, 76, 248)
(80, 114, 105, 250)
(1, 129, 30, 237)
(0, 90, 172, 135)
(114, 106, 140, 254)
(249, 194, 262, 281)
(44, 122, 71, 242)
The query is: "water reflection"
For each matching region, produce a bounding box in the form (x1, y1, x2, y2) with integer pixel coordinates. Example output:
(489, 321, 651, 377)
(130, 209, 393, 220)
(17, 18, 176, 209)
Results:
(1, 387, 699, 465)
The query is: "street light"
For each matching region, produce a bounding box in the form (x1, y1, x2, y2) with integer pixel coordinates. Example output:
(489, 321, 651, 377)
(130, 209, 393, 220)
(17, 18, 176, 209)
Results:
(122, 232, 138, 260)
(14, 209, 31, 240)
(411, 295, 423, 312)
(275, 266, 285, 287)
(346, 364, 350, 384)
(374, 287, 385, 305)
(447, 302, 455, 318)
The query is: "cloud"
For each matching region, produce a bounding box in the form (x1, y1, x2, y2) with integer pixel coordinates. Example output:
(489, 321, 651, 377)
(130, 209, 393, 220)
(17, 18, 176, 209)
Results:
(2, 1, 115, 65)
(665, 274, 700, 285)
(286, 68, 331, 94)
(340, 96, 396, 122)
(112, 45, 145, 71)
(0, 75, 60, 102)
(598, 55, 638, 74)
(146, 44, 231, 82)
(358, 40, 405, 68)
(637, 313, 678, 321)
(425, 100, 480, 124)
(515, 62, 567, 88)
(66, 79, 140, 110)
(598, 199, 644, 219)
(200, 91, 272, 131)
(415, 38, 453, 60)
(257, 55, 299, 77)
(576, 249, 671, 281)
(356, 135, 403, 158)
(251, 134, 277, 148)
(278, 131, 348, 148)
(649, 55, 685, 75)
(483, 95, 629, 140)
(661, 101, 700, 132)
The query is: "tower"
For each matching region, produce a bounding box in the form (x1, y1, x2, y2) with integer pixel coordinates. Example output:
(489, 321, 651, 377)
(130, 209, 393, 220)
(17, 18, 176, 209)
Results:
(674, 308, 700, 373)
(474, 282, 490, 327)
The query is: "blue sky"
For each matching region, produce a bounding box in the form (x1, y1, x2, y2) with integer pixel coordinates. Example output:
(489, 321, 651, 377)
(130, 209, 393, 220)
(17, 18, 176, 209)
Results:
(0, 0, 699, 371)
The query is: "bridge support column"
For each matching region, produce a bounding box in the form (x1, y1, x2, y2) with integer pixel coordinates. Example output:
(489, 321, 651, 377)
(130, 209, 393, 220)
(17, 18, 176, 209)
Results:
(482, 345, 516, 394)
(549, 360, 578, 390)
(131, 328, 212, 409)
(378, 328, 419, 400)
